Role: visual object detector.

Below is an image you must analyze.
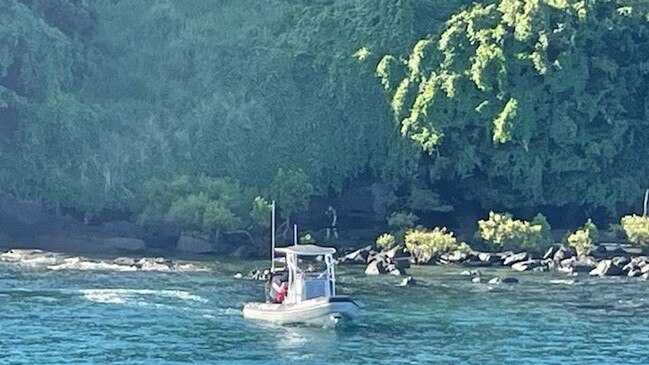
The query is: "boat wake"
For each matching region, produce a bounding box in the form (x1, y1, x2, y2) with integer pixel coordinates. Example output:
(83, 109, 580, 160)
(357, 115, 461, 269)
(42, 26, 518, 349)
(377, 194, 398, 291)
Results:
(0, 249, 210, 272)
(81, 288, 208, 306)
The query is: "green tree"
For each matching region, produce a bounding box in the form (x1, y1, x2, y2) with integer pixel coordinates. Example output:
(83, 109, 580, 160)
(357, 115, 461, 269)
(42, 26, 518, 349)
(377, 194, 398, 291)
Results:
(270, 169, 313, 235)
(378, 0, 649, 216)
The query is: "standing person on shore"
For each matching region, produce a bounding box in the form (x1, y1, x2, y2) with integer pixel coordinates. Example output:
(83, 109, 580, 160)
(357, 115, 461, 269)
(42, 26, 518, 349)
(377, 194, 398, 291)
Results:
(325, 205, 338, 239)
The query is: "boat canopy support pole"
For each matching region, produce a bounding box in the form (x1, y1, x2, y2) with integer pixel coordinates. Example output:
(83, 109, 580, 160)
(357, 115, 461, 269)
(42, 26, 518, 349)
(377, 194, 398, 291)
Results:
(271, 200, 276, 272)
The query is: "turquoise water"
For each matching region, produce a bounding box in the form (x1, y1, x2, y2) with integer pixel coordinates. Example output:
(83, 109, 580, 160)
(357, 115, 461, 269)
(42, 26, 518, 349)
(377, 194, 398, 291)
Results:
(1, 250, 649, 364)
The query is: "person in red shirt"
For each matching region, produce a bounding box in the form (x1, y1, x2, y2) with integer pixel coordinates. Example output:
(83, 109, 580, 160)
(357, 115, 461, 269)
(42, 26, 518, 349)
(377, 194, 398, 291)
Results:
(274, 281, 288, 303)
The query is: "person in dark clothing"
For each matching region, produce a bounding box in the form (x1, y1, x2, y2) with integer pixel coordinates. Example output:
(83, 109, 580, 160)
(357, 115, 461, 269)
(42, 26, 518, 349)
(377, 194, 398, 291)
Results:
(325, 206, 338, 239)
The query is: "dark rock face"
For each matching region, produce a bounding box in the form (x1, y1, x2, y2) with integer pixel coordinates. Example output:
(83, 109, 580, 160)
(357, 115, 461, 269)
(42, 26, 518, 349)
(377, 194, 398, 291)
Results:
(231, 245, 257, 259)
(101, 220, 146, 239)
(176, 235, 213, 254)
(103, 237, 146, 252)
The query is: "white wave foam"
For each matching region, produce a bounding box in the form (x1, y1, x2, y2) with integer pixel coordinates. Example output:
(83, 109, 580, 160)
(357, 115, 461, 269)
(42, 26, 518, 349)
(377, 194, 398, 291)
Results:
(81, 289, 208, 305)
(48, 258, 139, 272)
(549, 279, 576, 285)
(0, 249, 63, 267)
(0, 249, 210, 273)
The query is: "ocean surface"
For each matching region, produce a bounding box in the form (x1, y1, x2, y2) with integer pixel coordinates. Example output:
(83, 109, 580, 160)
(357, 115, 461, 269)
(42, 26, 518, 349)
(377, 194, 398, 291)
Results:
(1, 249, 649, 364)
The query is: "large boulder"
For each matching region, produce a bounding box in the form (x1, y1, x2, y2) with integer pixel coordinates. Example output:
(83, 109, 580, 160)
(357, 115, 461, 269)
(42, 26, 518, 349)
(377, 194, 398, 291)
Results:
(543, 245, 560, 260)
(385, 245, 410, 259)
(439, 250, 468, 264)
(560, 256, 597, 273)
(176, 235, 214, 254)
(503, 252, 529, 266)
(339, 245, 373, 265)
(103, 237, 146, 252)
(640, 262, 649, 274)
(463, 251, 500, 267)
(365, 259, 387, 275)
(552, 246, 577, 262)
(511, 259, 541, 272)
(589, 260, 623, 277)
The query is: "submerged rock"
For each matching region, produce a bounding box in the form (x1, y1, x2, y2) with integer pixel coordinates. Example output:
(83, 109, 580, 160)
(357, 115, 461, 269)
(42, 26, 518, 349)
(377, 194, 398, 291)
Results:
(397, 276, 416, 287)
(233, 272, 243, 279)
(460, 270, 480, 276)
(502, 277, 519, 284)
(488, 277, 501, 284)
(471, 277, 482, 283)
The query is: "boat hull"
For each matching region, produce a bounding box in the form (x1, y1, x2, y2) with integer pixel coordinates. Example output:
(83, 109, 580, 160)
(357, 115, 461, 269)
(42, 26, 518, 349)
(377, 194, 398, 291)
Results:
(243, 296, 359, 326)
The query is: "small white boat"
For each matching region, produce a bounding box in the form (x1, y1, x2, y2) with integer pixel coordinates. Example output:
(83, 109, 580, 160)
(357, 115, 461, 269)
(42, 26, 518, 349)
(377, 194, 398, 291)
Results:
(243, 244, 360, 326)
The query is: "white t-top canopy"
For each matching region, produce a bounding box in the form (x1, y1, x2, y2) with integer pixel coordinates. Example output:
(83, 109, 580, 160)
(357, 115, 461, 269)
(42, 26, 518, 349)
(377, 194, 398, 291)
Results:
(275, 244, 336, 256)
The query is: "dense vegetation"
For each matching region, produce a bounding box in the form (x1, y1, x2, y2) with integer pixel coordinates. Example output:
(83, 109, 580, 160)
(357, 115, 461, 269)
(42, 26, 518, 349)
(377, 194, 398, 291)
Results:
(1, 0, 649, 243)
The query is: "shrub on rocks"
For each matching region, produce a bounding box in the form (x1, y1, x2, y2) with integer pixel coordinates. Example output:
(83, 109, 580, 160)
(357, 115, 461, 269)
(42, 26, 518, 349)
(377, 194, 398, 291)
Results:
(376, 233, 396, 250)
(405, 227, 468, 264)
(621, 215, 649, 246)
(478, 212, 552, 253)
(567, 219, 598, 256)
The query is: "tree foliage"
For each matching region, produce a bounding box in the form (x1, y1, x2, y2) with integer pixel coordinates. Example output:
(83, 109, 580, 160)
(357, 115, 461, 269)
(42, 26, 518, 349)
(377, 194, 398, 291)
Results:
(270, 168, 314, 229)
(378, 0, 649, 215)
(136, 176, 254, 241)
(2, 0, 649, 238)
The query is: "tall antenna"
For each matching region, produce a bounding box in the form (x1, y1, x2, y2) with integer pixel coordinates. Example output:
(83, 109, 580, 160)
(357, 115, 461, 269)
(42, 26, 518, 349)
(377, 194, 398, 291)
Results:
(293, 224, 298, 245)
(644, 189, 649, 217)
(271, 200, 276, 271)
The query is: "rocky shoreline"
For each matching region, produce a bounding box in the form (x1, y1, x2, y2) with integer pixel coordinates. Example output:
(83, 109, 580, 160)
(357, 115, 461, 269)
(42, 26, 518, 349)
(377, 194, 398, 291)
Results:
(337, 242, 649, 281)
